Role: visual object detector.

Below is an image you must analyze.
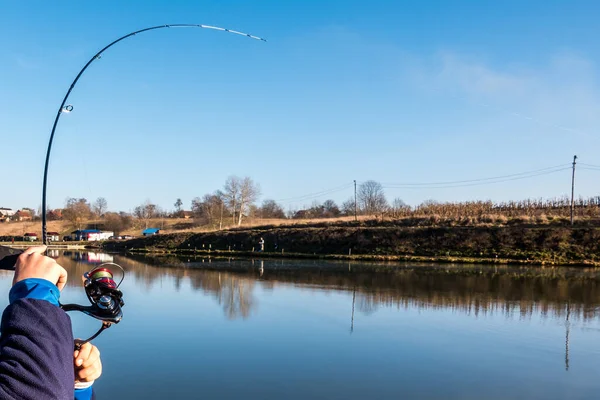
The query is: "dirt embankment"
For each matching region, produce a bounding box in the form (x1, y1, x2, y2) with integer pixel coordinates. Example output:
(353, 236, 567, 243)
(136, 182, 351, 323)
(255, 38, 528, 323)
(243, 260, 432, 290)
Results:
(103, 221, 600, 266)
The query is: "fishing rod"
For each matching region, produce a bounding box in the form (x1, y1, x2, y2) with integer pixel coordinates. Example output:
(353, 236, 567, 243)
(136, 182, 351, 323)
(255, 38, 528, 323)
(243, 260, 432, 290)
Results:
(41, 24, 266, 245)
(0, 24, 266, 345)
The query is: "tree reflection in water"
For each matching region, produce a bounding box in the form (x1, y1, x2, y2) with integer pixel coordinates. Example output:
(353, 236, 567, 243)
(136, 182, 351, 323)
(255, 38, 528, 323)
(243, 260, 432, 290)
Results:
(57, 251, 600, 324)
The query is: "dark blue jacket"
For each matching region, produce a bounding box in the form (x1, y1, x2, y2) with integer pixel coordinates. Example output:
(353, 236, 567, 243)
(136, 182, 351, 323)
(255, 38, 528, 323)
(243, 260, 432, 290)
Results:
(0, 279, 94, 400)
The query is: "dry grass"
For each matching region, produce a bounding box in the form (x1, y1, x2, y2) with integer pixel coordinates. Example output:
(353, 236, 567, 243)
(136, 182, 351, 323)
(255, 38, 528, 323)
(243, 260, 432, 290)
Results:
(0, 221, 70, 237)
(0, 215, 377, 238)
(1, 209, 597, 239)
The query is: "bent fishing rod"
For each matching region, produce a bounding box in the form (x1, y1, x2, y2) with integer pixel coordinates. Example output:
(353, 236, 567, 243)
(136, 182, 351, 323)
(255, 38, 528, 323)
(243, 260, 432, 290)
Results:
(0, 24, 266, 345)
(41, 23, 266, 245)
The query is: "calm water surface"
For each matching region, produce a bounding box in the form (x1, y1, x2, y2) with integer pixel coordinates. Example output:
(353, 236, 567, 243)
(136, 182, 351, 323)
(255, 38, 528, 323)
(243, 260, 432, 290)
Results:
(1, 251, 599, 399)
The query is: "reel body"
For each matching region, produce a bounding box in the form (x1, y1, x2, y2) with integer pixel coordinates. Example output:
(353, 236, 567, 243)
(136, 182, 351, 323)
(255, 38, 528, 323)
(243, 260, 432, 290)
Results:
(61, 265, 125, 347)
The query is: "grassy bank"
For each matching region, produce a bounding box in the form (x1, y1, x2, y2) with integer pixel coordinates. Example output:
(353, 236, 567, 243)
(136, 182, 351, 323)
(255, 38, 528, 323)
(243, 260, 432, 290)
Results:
(118, 248, 600, 267)
(102, 222, 600, 267)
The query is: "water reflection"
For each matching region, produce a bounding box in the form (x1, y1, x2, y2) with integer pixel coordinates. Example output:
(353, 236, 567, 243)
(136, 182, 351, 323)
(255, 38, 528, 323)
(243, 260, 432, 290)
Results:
(57, 252, 600, 324)
(50, 252, 600, 397)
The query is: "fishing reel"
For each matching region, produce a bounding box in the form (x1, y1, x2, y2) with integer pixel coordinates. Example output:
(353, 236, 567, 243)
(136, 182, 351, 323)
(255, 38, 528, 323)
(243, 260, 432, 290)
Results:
(61, 264, 125, 348)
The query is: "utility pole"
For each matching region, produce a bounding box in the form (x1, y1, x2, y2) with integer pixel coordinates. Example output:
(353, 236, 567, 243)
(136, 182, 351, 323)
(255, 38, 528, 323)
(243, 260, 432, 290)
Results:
(571, 155, 577, 226)
(354, 180, 357, 221)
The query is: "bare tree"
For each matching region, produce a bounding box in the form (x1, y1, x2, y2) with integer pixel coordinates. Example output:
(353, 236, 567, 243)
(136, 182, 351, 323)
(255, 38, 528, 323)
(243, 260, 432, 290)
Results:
(222, 176, 260, 226)
(214, 190, 226, 229)
(103, 212, 133, 234)
(341, 197, 356, 216)
(133, 200, 157, 229)
(322, 199, 341, 218)
(174, 198, 183, 211)
(357, 180, 388, 215)
(237, 177, 260, 226)
(93, 197, 108, 217)
(63, 198, 91, 230)
(259, 199, 286, 219)
(191, 192, 225, 227)
(223, 176, 240, 225)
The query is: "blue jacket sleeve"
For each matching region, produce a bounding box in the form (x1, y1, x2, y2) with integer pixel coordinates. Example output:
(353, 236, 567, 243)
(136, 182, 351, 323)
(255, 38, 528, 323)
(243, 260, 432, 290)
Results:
(74, 386, 94, 400)
(9, 278, 60, 306)
(0, 280, 75, 400)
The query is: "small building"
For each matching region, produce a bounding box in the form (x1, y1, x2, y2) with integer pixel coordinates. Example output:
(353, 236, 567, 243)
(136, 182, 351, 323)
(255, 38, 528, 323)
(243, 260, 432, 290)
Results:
(14, 209, 33, 222)
(23, 232, 38, 242)
(47, 232, 60, 242)
(71, 229, 114, 241)
(142, 228, 160, 236)
(182, 211, 193, 219)
(46, 209, 63, 221)
(0, 208, 15, 222)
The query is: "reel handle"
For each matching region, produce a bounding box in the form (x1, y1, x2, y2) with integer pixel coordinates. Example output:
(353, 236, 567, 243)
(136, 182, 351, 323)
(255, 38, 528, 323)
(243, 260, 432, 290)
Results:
(0, 247, 55, 271)
(0, 254, 19, 271)
(0, 245, 22, 270)
(61, 302, 123, 324)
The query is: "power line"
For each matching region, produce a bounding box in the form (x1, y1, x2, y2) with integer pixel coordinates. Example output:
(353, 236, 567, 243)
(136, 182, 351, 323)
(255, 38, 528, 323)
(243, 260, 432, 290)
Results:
(380, 167, 571, 189)
(579, 163, 600, 168)
(271, 161, 587, 206)
(276, 183, 353, 203)
(377, 164, 571, 187)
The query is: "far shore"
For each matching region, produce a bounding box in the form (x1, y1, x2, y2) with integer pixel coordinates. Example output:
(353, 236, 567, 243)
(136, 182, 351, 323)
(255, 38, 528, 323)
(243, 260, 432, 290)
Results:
(1, 242, 90, 250)
(109, 248, 600, 268)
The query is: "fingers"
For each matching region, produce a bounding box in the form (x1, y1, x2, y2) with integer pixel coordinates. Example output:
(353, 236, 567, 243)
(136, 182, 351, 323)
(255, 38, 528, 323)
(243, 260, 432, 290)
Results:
(73, 339, 84, 360)
(74, 342, 93, 367)
(81, 345, 100, 368)
(23, 245, 47, 255)
(56, 265, 68, 291)
(76, 343, 100, 368)
(74, 343, 102, 382)
(13, 248, 68, 290)
(76, 361, 102, 382)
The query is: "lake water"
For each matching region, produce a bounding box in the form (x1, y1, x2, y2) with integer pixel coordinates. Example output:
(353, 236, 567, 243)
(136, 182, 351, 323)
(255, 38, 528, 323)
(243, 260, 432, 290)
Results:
(1, 251, 600, 399)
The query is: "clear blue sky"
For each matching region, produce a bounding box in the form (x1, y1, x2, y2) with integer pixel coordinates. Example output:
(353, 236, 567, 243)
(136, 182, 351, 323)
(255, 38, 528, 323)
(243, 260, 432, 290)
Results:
(2, 0, 599, 213)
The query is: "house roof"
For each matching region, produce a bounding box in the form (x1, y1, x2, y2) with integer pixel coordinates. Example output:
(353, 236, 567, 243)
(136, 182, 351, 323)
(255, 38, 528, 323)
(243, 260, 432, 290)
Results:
(47, 232, 60, 235)
(24, 233, 37, 236)
(142, 228, 160, 234)
(72, 229, 101, 234)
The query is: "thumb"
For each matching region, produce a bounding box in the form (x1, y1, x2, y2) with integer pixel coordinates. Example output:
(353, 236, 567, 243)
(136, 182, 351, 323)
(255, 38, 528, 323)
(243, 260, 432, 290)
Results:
(24, 245, 47, 255)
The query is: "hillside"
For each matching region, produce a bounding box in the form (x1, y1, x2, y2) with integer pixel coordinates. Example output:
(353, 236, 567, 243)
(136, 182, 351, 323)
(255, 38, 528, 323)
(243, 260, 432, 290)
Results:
(103, 219, 600, 266)
(5, 217, 600, 267)
(0, 215, 373, 239)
